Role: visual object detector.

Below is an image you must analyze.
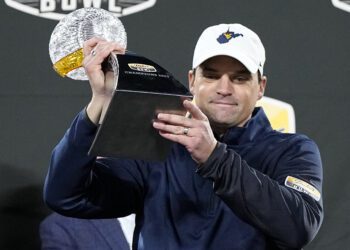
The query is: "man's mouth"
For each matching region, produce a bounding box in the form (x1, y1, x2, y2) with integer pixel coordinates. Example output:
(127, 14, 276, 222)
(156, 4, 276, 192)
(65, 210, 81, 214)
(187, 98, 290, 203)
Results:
(211, 100, 238, 106)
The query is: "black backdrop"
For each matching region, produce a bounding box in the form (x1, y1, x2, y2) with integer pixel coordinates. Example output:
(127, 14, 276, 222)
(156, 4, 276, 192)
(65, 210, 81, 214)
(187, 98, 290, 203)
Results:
(0, 0, 349, 249)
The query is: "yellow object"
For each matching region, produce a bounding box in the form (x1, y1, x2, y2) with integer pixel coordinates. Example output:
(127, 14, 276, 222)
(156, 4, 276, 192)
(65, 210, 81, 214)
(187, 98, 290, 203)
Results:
(256, 96, 295, 133)
(285, 176, 321, 201)
(53, 48, 84, 77)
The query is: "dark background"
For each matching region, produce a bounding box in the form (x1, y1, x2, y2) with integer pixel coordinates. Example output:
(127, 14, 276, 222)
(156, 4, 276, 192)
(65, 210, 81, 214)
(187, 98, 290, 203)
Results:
(0, 0, 349, 249)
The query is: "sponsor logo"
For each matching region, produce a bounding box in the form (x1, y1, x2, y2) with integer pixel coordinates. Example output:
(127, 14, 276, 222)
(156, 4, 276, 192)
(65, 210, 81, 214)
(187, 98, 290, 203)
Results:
(128, 63, 157, 72)
(331, 0, 350, 13)
(4, 0, 156, 20)
(284, 176, 321, 201)
(256, 96, 296, 133)
(217, 30, 243, 44)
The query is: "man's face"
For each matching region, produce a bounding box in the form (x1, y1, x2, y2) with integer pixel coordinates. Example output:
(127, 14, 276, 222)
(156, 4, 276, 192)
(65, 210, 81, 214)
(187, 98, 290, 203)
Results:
(189, 55, 266, 133)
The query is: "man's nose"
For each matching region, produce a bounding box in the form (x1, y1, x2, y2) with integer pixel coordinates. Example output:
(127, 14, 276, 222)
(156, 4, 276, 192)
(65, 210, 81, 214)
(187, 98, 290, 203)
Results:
(216, 75, 233, 96)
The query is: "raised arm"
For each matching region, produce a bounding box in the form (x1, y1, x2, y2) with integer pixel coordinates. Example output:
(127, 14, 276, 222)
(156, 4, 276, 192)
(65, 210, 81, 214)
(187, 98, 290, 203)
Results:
(44, 39, 145, 218)
(82, 38, 125, 124)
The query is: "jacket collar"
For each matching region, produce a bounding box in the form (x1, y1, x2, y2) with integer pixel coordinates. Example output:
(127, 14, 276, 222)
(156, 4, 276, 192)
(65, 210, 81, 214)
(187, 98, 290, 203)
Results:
(221, 107, 272, 146)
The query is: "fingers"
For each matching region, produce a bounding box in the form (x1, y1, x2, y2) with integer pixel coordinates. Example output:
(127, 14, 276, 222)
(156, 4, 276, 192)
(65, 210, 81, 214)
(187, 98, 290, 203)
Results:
(153, 121, 194, 137)
(83, 37, 126, 57)
(183, 100, 207, 121)
(153, 101, 216, 164)
(156, 113, 194, 129)
(83, 37, 106, 56)
(153, 118, 192, 146)
(158, 130, 192, 146)
(91, 42, 126, 60)
(155, 120, 217, 163)
(155, 100, 207, 129)
(82, 37, 126, 69)
(82, 38, 126, 87)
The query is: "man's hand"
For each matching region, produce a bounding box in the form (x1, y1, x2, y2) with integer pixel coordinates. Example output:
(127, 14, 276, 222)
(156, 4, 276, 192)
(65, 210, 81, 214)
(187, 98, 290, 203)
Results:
(153, 100, 217, 164)
(82, 37, 125, 124)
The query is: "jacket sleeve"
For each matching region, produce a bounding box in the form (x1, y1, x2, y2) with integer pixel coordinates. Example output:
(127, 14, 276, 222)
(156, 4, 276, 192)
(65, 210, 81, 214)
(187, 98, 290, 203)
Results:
(43, 109, 147, 219)
(196, 137, 323, 249)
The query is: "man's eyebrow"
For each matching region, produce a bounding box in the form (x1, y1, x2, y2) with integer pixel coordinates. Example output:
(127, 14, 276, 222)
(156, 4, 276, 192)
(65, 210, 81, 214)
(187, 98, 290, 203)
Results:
(201, 66, 218, 72)
(202, 66, 251, 75)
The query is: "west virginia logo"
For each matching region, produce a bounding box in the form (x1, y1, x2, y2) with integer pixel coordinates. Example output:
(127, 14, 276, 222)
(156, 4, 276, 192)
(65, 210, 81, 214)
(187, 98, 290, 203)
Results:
(217, 30, 243, 44)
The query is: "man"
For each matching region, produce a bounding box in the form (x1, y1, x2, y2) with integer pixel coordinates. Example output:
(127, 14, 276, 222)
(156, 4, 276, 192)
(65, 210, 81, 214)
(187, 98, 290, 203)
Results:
(44, 23, 323, 249)
(40, 212, 132, 250)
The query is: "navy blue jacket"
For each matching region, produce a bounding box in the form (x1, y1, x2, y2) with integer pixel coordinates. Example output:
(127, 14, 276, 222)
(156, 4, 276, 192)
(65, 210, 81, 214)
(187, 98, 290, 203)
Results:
(44, 107, 323, 250)
(40, 213, 130, 250)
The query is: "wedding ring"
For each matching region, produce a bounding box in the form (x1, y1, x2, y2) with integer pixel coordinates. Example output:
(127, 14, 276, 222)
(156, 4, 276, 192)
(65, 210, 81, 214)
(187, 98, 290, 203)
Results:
(91, 50, 96, 56)
(183, 127, 189, 135)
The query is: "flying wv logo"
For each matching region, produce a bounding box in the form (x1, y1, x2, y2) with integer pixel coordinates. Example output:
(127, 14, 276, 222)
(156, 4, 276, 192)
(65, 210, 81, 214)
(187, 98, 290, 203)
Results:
(217, 30, 243, 44)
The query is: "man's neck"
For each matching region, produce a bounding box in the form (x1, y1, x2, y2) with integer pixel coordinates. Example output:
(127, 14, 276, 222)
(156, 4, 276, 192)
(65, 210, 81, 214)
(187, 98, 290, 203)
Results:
(211, 115, 253, 139)
(212, 124, 228, 139)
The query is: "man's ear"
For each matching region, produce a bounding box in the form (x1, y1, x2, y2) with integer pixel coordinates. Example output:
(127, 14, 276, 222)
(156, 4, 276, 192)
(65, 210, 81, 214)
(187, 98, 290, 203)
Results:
(257, 76, 267, 100)
(188, 69, 196, 95)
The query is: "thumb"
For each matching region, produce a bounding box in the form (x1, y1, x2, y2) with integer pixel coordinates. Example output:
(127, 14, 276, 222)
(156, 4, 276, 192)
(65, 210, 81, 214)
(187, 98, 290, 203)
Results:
(183, 100, 207, 121)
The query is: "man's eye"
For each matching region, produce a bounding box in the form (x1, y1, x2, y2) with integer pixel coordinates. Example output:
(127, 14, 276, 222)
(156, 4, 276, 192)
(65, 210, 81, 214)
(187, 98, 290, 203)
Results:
(234, 76, 249, 82)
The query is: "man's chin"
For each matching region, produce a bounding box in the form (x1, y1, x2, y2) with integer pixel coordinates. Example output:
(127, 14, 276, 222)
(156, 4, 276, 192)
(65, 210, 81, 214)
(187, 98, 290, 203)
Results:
(209, 114, 237, 125)
(209, 118, 236, 131)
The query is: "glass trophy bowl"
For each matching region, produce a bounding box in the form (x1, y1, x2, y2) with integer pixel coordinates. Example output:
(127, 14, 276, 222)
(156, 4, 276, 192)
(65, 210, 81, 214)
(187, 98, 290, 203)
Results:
(49, 7, 127, 81)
